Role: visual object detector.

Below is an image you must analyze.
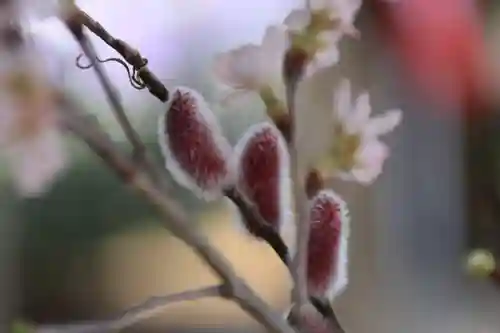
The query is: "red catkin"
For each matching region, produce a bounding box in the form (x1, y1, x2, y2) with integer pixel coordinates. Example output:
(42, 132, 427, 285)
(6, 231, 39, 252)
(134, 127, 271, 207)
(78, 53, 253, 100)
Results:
(159, 87, 231, 199)
(307, 190, 349, 299)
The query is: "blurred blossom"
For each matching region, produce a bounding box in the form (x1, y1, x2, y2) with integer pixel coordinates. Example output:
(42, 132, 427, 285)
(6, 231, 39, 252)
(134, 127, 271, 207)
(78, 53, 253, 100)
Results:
(5, 127, 65, 196)
(284, 0, 361, 77)
(0, 44, 66, 197)
(318, 79, 401, 185)
(285, 0, 361, 34)
(20, 0, 72, 20)
(213, 25, 288, 107)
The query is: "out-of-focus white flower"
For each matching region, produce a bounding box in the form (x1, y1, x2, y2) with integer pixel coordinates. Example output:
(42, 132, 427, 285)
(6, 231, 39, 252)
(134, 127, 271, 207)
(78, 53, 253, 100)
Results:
(5, 128, 65, 196)
(213, 25, 288, 107)
(284, 0, 362, 77)
(323, 79, 401, 184)
(303, 31, 341, 78)
(286, 0, 362, 32)
(0, 50, 66, 197)
(19, 0, 75, 21)
(339, 138, 389, 185)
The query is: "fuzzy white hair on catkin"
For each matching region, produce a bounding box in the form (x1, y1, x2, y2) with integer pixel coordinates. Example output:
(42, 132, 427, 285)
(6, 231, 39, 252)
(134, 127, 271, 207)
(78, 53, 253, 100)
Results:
(309, 189, 350, 301)
(230, 121, 293, 248)
(157, 86, 233, 201)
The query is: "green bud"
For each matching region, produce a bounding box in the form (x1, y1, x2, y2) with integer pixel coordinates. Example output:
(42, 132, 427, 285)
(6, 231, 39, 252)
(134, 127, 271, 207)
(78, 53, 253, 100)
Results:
(466, 249, 496, 278)
(11, 320, 34, 333)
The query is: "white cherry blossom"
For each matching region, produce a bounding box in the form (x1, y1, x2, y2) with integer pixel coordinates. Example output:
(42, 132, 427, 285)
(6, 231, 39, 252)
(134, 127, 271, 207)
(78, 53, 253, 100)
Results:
(286, 0, 362, 31)
(330, 79, 402, 184)
(303, 30, 342, 78)
(213, 25, 288, 104)
(284, 0, 362, 76)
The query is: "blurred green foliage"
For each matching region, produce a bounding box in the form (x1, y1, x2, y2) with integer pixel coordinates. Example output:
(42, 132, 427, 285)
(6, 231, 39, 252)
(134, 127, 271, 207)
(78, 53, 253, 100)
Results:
(10, 320, 34, 333)
(15, 136, 216, 318)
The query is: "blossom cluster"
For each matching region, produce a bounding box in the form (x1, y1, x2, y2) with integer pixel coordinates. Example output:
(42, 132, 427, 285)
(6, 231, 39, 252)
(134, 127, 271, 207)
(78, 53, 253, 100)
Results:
(155, 0, 403, 327)
(0, 0, 67, 197)
(0, 0, 403, 329)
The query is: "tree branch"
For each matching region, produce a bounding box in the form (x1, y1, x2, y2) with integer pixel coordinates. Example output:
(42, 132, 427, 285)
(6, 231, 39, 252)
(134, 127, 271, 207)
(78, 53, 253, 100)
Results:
(283, 52, 309, 309)
(224, 187, 291, 266)
(64, 8, 293, 272)
(56, 95, 295, 333)
(226, 178, 344, 332)
(60, 5, 344, 332)
(63, 12, 171, 193)
(283, 48, 346, 332)
(35, 285, 224, 333)
(71, 6, 168, 103)
(309, 297, 345, 333)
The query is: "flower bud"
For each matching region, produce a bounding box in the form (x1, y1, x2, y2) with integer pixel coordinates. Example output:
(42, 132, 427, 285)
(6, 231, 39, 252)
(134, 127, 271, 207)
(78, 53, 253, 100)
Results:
(305, 168, 324, 199)
(466, 249, 496, 278)
(158, 87, 232, 200)
(307, 190, 350, 300)
(233, 122, 291, 236)
(283, 46, 309, 85)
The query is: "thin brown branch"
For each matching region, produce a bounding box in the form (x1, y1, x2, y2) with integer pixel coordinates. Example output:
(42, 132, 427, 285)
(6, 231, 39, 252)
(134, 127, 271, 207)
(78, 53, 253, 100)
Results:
(309, 297, 345, 333)
(61, 5, 344, 332)
(224, 187, 291, 266)
(283, 48, 346, 333)
(71, 6, 168, 102)
(36, 285, 224, 333)
(56, 95, 295, 333)
(283, 50, 309, 309)
(225, 183, 344, 332)
(63, 13, 171, 193)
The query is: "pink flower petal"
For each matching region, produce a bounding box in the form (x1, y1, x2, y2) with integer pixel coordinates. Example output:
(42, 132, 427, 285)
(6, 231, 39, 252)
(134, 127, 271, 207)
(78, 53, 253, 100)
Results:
(158, 87, 232, 200)
(307, 190, 350, 300)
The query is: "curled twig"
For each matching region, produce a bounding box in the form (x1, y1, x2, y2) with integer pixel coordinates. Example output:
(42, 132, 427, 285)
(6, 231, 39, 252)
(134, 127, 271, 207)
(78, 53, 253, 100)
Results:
(64, 16, 171, 193)
(75, 53, 148, 90)
(70, 6, 169, 102)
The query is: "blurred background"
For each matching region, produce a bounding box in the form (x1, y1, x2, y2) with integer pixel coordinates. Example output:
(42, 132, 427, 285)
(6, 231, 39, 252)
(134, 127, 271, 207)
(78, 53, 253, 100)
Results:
(2, 0, 500, 332)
